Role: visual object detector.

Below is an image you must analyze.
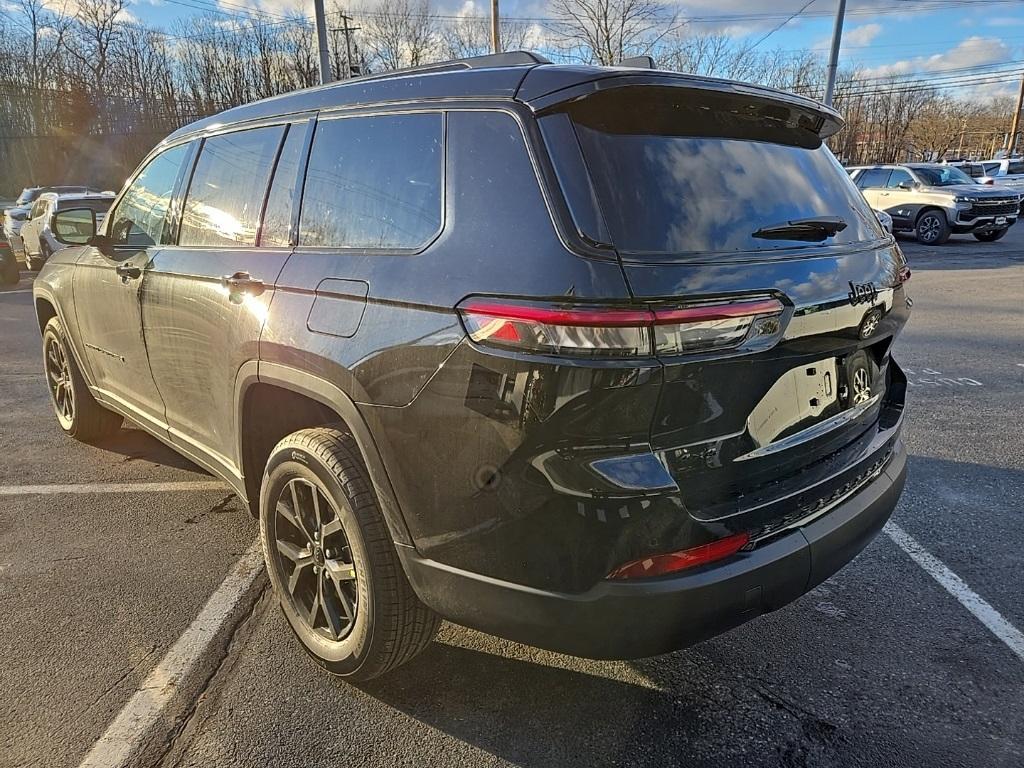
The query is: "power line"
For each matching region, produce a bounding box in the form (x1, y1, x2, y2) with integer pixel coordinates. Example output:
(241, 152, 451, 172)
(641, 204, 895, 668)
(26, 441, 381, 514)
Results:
(746, 0, 817, 52)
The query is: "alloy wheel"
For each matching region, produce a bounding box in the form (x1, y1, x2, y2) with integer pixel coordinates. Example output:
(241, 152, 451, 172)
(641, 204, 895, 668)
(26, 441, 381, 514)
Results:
(45, 335, 74, 426)
(273, 477, 358, 642)
(851, 367, 872, 405)
(918, 215, 941, 243)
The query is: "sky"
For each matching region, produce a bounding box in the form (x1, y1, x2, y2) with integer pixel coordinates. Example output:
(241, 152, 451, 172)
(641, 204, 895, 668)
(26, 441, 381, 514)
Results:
(103, 0, 1024, 100)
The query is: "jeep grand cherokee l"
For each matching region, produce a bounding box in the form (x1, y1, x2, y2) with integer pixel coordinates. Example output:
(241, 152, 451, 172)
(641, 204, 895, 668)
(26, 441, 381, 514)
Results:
(849, 163, 1020, 244)
(33, 52, 910, 680)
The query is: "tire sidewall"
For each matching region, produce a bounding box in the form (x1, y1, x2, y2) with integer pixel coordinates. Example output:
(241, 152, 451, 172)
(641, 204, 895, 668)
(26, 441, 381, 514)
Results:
(42, 317, 75, 433)
(260, 443, 375, 676)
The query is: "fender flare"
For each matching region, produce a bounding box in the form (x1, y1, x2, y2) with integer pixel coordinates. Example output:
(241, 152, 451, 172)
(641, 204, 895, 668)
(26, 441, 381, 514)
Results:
(236, 361, 414, 546)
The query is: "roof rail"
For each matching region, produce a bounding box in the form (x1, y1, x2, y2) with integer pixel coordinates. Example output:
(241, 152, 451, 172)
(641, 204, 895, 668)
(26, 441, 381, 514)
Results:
(345, 50, 551, 86)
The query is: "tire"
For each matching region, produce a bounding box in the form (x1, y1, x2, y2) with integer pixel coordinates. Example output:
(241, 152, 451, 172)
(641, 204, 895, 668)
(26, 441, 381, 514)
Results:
(260, 428, 439, 680)
(42, 316, 123, 441)
(915, 210, 951, 245)
(973, 228, 1008, 242)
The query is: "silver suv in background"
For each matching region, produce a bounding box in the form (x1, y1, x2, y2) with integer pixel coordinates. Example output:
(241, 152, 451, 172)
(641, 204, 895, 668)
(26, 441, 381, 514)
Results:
(848, 163, 1020, 244)
(980, 158, 1024, 193)
(20, 192, 115, 270)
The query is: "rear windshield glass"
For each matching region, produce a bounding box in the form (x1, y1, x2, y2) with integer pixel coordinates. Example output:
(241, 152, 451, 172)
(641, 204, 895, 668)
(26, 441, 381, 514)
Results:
(548, 87, 883, 256)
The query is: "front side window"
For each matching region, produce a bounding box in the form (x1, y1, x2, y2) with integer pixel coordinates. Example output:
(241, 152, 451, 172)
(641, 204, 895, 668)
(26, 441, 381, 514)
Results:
(887, 169, 914, 188)
(109, 143, 191, 247)
(179, 126, 285, 247)
(299, 113, 443, 249)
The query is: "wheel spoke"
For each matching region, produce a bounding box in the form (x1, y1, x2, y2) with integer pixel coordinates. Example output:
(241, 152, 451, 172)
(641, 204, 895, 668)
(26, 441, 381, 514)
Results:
(311, 486, 324, 528)
(277, 539, 310, 564)
(276, 500, 307, 540)
(321, 578, 343, 639)
(321, 517, 343, 538)
(331, 577, 355, 621)
(308, 589, 321, 626)
(286, 559, 311, 595)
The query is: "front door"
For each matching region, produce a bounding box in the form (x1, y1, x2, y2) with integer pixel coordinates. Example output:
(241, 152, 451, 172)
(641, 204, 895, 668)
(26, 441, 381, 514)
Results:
(853, 167, 893, 212)
(73, 142, 193, 432)
(141, 121, 307, 479)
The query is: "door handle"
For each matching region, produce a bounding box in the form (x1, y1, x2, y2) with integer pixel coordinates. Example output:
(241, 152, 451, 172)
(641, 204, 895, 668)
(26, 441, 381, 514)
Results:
(221, 272, 265, 299)
(115, 263, 142, 281)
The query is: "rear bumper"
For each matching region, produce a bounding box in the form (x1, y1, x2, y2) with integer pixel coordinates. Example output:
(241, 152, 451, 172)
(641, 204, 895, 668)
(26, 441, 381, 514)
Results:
(399, 438, 906, 659)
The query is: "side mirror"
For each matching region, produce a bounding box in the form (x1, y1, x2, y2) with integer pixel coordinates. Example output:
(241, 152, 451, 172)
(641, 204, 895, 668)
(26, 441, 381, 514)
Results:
(53, 208, 97, 245)
(898, 181, 915, 190)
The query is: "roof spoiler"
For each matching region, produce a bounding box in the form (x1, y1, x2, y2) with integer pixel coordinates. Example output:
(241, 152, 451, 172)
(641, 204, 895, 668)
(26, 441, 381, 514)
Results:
(618, 55, 655, 69)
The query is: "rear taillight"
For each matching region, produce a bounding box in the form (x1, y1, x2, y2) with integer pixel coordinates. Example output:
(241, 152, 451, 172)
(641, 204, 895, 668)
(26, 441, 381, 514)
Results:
(898, 265, 912, 283)
(458, 297, 784, 358)
(607, 531, 751, 579)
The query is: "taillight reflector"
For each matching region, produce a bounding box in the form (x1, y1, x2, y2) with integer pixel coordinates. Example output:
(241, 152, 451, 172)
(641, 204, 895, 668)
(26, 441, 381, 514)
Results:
(607, 532, 751, 580)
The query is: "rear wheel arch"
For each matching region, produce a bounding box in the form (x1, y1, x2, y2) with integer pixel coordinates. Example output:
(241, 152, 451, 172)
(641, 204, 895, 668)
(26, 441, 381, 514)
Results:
(236, 365, 412, 546)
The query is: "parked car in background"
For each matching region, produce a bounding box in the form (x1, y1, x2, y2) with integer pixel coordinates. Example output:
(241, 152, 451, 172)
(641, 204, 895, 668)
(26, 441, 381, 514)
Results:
(34, 52, 910, 680)
(980, 158, 1024, 197)
(4, 186, 104, 262)
(20, 192, 115, 270)
(848, 163, 1020, 243)
(0, 230, 17, 285)
(945, 160, 995, 185)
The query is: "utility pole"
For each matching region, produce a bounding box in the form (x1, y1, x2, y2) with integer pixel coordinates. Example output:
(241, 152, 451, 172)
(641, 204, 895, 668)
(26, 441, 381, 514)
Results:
(490, 0, 501, 54)
(341, 14, 356, 77)
(823, 0, 847, 107)
(1007, 73, 1024, 156)
(313, 0, 332, 85)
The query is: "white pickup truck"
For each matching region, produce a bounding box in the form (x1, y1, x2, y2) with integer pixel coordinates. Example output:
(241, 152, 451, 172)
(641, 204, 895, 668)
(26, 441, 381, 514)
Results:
(981, 158, 1024, 193)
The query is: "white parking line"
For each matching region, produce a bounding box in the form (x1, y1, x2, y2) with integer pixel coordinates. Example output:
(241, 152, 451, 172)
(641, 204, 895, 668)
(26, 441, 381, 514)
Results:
(885, 522, 1024, 663)
(78, 542, 265, 768)
(0, 480, 226, 496)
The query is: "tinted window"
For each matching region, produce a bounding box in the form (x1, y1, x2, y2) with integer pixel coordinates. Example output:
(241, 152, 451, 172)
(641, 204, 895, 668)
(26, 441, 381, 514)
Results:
(179, 126, 284, 247)
(110, 144, 190, 247)
(260, 123, 308, 247)
(856, 168, 892, 189)
(558, 88, 882, 255)
(913, 165, 974, 186)
(299, 113, 442, 249)
(60, 199, 113, 215)
(887, 169, 914, 188)
(983, 162, 1000, 175)
(1008, 160, 1024, 175)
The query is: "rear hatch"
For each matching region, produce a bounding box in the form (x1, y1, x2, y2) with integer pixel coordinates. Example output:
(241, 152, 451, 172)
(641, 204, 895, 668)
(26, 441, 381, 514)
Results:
(536, 81, 910, 539)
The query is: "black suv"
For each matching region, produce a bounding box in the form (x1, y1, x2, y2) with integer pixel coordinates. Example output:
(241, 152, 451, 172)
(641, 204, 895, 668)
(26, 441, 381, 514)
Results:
(33, 52, 910, 680)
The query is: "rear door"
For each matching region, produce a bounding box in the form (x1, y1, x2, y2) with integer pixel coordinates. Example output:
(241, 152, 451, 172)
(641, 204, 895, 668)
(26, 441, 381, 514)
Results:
(140, 119, 309, 480)
(853, 167, 893, 211)
(540, 84, 909, 532)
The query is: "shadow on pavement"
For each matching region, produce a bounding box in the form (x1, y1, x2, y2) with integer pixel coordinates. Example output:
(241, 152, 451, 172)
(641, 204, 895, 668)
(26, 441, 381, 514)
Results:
(92, 425, 209, 473)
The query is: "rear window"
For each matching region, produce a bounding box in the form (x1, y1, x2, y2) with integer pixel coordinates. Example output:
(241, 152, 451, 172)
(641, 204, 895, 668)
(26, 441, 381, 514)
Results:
(1008, 160, 1024, 175)
(544, 87, 883, 256)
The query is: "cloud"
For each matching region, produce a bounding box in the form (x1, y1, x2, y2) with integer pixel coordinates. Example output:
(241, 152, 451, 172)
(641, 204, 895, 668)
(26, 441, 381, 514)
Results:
(861, 35, 1011, 78)
(844, 22, 882, 47)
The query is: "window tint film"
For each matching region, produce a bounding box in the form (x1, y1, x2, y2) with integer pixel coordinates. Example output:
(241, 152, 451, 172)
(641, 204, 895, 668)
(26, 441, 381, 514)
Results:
(855, 168, 892, 189)
(110, 143, 190, 247)
(260, 123, 308, 247)
(179, 126, 284, 247)
(886, 169, 913, 188)
(1008, 160, 1024, 174)
(555, 87, 882, 255)
(299, 113, 442, 249)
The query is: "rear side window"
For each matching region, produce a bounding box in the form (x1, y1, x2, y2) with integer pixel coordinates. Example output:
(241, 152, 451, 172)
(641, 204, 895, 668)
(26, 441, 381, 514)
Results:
(299, 113, 442, 249)
(855, 168, 892, 189)
(260, 123, 309, 247)
(179, 125, 285, 247)
(1008, 160, 1024, 175)
(110, 144, 190, 247)
(547, 87, 882, 256)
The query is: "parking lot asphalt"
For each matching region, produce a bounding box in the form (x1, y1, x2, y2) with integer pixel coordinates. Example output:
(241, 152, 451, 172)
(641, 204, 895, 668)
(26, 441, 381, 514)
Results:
(1, 226, 1022, 768)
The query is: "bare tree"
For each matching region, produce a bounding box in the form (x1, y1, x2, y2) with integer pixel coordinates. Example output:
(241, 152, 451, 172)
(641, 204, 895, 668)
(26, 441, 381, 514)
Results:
(357, 0, 439, 71)
(549, 0, 678, 65)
